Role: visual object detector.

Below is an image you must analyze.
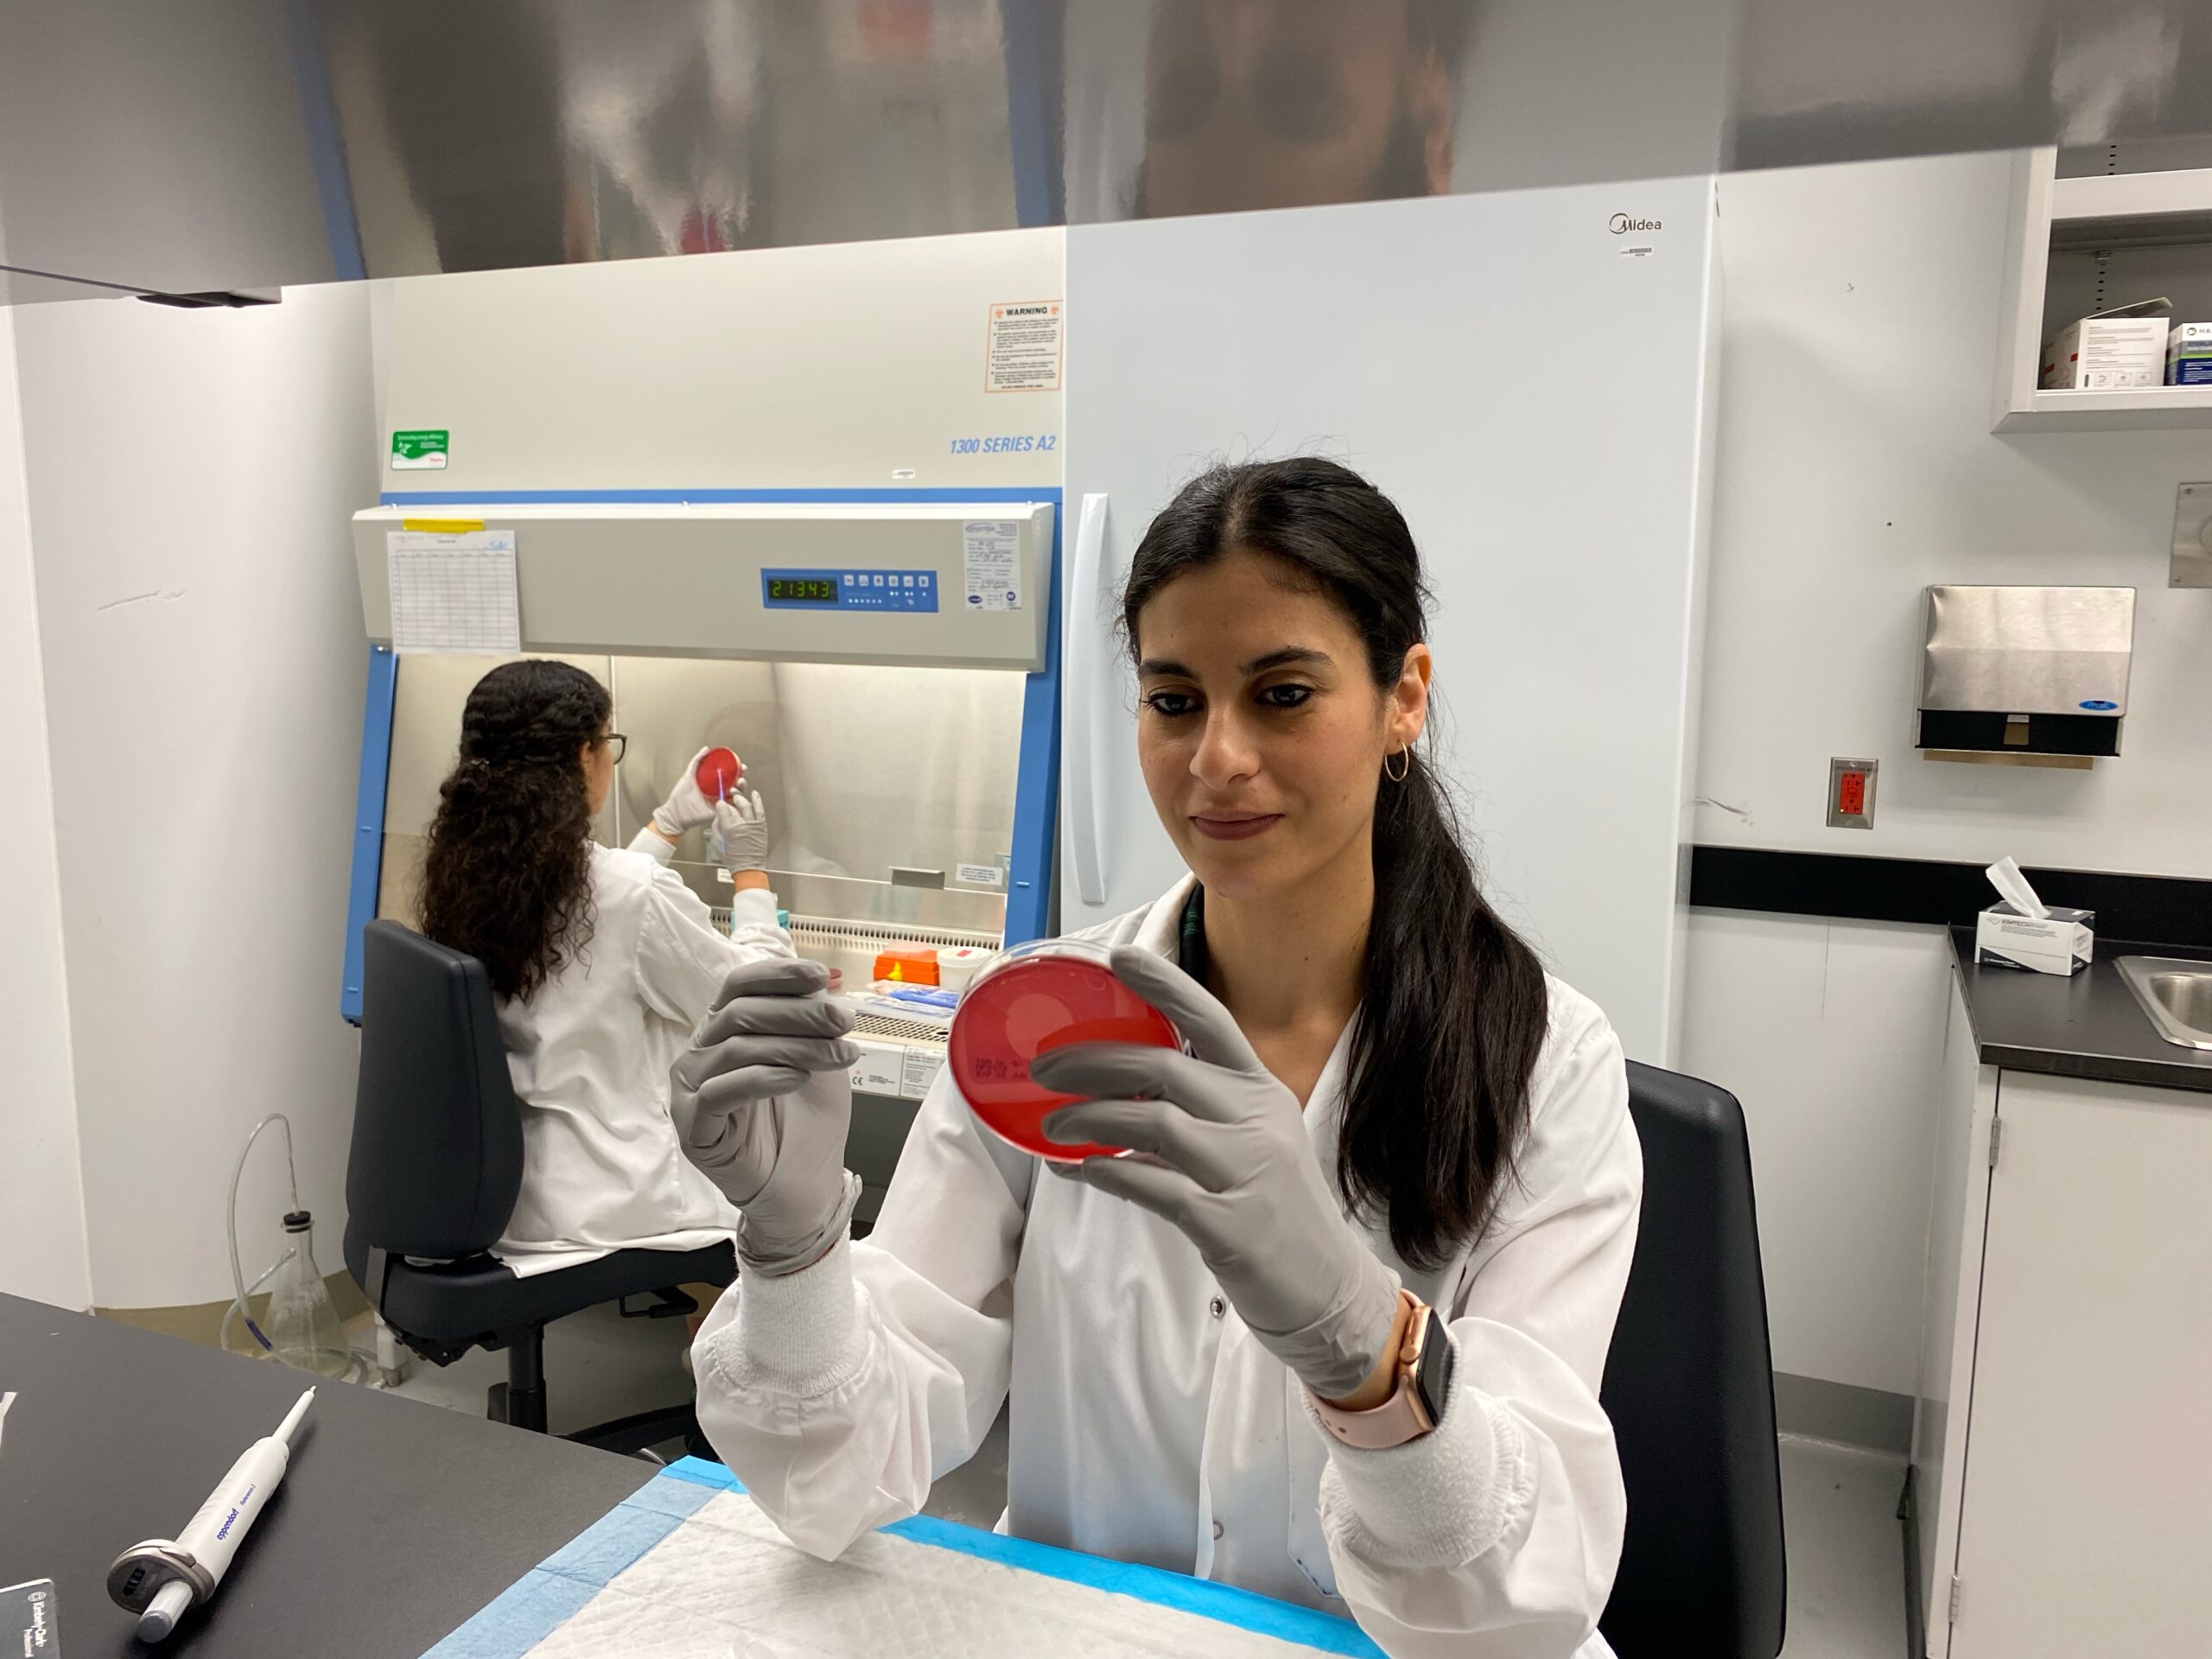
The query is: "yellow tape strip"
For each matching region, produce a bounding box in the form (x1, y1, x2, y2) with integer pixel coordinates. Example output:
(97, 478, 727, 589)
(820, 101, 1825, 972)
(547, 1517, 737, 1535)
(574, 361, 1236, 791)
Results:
(400, 518, 486, 534)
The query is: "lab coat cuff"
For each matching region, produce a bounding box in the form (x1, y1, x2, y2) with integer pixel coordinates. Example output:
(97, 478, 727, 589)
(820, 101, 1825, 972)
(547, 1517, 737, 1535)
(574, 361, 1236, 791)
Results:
(725, 886, 782, 930)
(626, 827, 678, 865)
(726, 1233, 869, 1398)
(1311, 1359, 1535, 1569)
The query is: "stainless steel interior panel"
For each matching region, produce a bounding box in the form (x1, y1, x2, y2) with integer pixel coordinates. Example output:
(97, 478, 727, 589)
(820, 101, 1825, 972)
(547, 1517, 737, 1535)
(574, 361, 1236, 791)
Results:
(607, 654, 783, 874)
(773, 660, 1023, 885)
(378, 653, 616, 923)
(610, 654, 1023, 930)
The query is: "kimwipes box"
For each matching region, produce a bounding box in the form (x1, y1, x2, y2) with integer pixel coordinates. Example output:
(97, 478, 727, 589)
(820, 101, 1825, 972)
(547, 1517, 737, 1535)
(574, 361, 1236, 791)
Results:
(1975, 901, 2095, 976)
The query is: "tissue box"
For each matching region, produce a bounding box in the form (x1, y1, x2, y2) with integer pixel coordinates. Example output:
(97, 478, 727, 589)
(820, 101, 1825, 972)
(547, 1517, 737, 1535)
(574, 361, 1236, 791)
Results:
(1975, 902, 2094, 976)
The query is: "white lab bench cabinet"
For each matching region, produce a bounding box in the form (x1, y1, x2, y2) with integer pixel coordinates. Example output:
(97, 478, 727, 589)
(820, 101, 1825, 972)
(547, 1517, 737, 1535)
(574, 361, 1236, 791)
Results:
(1913, 971, 2212, 1656)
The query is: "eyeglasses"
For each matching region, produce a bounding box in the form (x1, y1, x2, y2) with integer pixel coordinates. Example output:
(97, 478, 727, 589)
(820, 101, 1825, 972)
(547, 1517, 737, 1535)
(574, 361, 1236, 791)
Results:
(603, 732, 628, 763)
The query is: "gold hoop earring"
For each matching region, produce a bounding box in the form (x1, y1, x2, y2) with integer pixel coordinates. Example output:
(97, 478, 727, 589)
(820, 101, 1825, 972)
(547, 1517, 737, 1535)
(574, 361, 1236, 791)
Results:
(1383, 747, 1411, 784)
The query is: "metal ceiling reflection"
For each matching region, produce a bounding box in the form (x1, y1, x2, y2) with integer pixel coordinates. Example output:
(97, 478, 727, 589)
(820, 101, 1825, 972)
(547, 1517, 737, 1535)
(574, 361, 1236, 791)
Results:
(3, 0, 2212, 298)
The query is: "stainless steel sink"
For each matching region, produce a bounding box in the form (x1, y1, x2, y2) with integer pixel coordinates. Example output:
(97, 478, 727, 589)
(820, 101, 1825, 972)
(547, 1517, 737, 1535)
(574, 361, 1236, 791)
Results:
(2117, 957, 2212, 1050)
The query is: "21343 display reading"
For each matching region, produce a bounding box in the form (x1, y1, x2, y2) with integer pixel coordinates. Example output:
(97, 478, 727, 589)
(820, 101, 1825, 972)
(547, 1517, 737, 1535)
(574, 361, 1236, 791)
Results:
(760, 567, 939, 613)
(766, 577, 836, 603)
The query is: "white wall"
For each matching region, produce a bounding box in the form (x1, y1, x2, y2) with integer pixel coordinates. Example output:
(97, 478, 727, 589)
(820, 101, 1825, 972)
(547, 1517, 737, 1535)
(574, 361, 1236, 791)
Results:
(1698, 149, 2212, 874)
(11, 283, 376, 1308)
(1687, 149, 2212, 1402)
(0, 298, 94, 1311)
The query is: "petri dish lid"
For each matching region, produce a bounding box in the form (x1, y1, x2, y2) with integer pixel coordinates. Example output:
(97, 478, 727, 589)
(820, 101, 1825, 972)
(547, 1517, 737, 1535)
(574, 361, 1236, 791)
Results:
(695, 747, 742, 801)
(947, 940, 1180, 1161)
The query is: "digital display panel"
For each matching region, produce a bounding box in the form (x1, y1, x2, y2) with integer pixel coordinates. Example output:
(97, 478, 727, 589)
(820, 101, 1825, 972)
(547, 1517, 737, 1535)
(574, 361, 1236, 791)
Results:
(760, 567, 938, 613)
(767, 577, 836, 603)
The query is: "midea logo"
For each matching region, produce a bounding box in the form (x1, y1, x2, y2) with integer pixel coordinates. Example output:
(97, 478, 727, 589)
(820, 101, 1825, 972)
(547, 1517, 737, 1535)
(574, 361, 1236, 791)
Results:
(1609, 213, 1662, 233)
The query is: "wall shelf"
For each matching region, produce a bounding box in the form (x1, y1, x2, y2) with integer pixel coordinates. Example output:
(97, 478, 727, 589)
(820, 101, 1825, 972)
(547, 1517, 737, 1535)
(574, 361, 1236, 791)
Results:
(2048, 168, 2212, 251)
(1993, 149, 2212, 431)
(1995, 384, 2212, 432)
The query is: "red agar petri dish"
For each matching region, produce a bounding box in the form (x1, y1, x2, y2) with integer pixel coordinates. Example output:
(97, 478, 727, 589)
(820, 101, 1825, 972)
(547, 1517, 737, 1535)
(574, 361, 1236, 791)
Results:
(694, 747, 742, 802)
(948, 941, 1182, 1161)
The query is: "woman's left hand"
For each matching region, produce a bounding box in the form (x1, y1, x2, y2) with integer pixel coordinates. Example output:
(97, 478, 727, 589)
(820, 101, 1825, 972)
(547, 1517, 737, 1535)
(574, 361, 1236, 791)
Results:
(1033, 946, 1402, 1402)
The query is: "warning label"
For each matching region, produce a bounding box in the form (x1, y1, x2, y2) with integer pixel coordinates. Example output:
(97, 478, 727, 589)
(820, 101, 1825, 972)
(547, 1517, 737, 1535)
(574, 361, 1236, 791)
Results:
(986, 300, 1063, 392)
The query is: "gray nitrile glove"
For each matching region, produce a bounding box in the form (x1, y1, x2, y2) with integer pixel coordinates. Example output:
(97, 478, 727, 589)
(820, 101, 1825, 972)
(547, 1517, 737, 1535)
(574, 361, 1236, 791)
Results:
(1032, 946, 1402, 1401)
(710, 788, 770, 874)
(652, 746, 728, 839)
(672, 957, 861, 1274)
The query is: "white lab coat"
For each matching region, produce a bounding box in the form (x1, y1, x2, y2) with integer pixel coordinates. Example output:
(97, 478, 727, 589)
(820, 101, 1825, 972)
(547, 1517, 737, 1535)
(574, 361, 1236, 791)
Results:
(491, 841, 792, 1276)
(693, 878, 1640, 1658)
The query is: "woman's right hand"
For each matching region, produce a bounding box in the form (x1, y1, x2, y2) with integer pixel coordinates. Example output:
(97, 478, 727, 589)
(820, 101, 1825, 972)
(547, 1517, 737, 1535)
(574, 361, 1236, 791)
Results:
(672, 957, 860, 1274)
(710, 789, 771, 874)
(652, 746, 737, 839)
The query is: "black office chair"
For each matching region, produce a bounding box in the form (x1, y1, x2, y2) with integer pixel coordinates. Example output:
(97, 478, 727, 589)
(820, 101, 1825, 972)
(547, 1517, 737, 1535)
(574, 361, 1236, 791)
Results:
(344, 918, 735, 1453)
(1598, 1061, 1787, 1659)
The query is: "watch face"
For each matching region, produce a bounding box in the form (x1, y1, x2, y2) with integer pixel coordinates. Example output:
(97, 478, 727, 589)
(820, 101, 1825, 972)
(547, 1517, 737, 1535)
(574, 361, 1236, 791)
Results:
(1415, 1319, 1457, 1427)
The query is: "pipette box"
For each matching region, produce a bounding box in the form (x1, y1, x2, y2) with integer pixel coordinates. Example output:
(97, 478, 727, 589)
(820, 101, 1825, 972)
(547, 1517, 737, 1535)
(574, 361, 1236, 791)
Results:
(1975, 901, 2094, 976)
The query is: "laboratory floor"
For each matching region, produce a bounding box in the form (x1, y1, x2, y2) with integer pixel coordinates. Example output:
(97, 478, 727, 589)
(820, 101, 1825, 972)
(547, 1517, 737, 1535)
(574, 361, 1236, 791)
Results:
(366, 1306, 1910, 1658)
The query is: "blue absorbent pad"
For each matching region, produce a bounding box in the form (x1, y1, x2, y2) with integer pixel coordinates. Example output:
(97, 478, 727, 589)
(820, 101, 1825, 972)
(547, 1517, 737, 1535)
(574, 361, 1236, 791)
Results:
(423, 1458, 1385, 1659)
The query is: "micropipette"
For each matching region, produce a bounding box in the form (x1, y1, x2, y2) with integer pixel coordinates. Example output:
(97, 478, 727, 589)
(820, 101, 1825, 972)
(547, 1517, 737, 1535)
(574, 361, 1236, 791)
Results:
(108, 1389, 315, 1643)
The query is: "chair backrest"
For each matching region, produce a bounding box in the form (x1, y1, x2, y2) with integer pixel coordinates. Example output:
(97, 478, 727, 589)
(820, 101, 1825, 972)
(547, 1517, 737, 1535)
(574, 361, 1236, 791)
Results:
(346, 918, 524, 1261)
(1598, 1061, 1787, 1659)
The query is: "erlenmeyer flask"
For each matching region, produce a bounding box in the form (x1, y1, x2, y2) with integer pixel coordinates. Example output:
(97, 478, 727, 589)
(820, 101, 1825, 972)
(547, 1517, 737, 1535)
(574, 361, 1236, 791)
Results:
(264, 1211, 355, 1380)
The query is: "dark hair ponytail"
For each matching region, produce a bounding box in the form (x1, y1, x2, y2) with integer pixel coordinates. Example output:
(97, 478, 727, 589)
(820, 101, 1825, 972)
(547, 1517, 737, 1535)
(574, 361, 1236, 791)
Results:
(419, 660, 611, 1002)
(1122, 458, 1548, 1270)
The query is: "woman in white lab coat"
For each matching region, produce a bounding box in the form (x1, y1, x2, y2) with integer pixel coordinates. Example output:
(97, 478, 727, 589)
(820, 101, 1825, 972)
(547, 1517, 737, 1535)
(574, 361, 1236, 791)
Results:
(417, 658, 792, 1274)
(679, 460, 1643, 1658)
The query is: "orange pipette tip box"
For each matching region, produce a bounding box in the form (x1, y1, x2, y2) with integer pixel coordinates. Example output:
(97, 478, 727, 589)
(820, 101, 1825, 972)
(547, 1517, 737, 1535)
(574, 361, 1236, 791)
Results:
(874, 949, 940, 986)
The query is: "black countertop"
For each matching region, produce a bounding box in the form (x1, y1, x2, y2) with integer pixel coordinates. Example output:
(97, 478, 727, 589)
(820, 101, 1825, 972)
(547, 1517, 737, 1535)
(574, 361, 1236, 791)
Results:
(0, 1294, 652, 1657)
(1950, 930, 2212, 1095)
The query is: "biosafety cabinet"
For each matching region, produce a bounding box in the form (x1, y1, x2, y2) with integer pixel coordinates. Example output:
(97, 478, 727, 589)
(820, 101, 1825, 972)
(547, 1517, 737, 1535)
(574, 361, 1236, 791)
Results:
(343, 228, 1067, 1217)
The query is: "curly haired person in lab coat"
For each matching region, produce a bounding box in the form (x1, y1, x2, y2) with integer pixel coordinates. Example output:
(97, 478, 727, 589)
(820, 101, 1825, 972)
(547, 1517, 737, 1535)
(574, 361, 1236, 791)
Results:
(680, 460, 1643, 1658)
(416, 659, 788, 1277)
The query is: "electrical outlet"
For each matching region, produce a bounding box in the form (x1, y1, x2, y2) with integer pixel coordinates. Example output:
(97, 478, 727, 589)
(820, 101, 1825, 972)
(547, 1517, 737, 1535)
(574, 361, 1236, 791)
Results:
(1827, 758, 1877, 829)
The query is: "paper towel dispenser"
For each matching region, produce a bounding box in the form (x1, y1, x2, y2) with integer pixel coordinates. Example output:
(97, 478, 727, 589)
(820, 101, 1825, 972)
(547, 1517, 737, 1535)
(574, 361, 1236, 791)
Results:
(1916, 586, 2134, 765)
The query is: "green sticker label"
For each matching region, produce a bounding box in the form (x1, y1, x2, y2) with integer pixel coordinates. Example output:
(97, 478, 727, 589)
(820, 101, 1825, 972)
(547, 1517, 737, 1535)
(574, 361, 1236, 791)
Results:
(390, 429, 448, 471)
